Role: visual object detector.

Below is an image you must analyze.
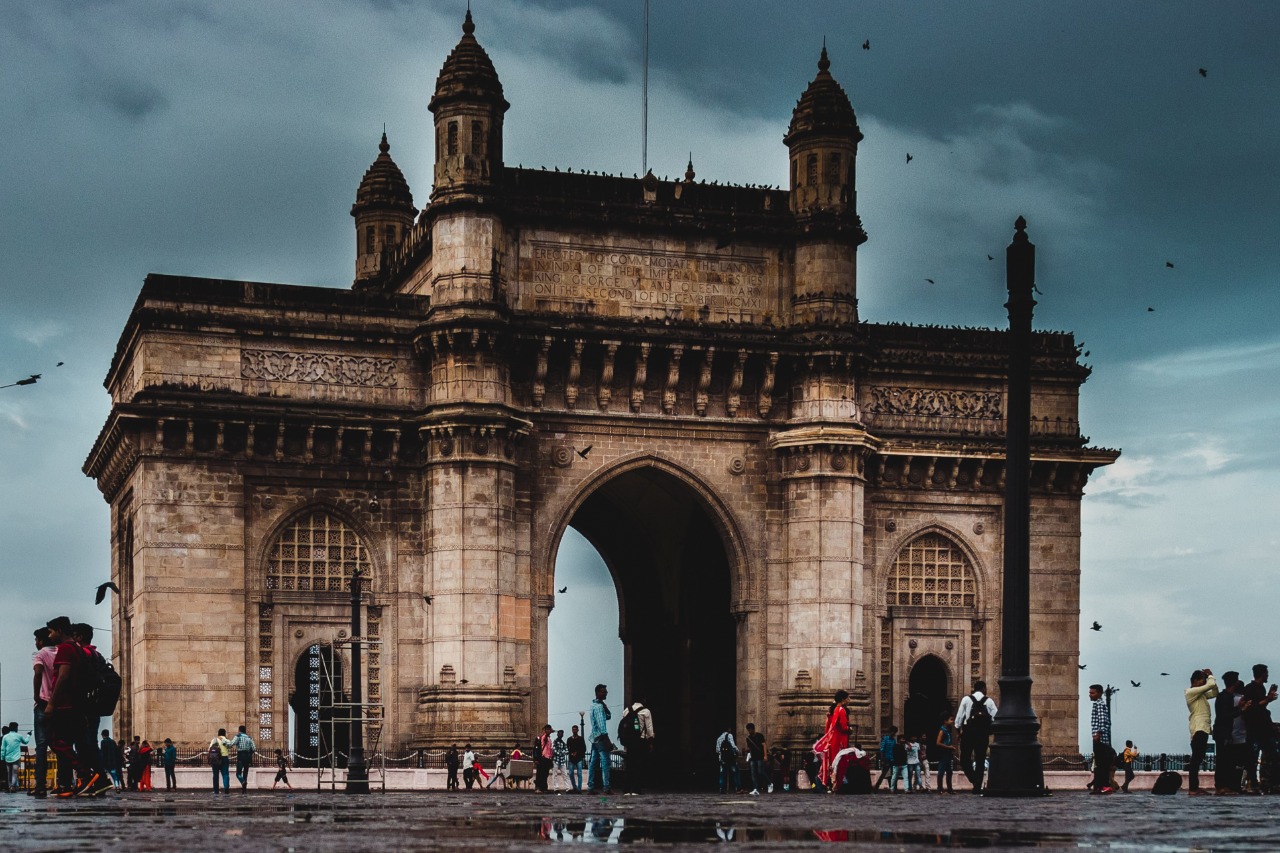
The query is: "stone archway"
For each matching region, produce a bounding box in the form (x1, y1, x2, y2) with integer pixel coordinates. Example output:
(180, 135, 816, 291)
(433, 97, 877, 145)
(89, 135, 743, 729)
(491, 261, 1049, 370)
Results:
(554, 464, 737, 788)
(904, 655, 951, 740)
(290, 643, 348, 767)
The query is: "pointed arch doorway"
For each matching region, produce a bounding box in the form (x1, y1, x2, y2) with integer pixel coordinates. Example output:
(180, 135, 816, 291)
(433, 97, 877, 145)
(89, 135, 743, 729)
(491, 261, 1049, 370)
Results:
(549, 464, 738, 789)
(904, 655, 951, 739)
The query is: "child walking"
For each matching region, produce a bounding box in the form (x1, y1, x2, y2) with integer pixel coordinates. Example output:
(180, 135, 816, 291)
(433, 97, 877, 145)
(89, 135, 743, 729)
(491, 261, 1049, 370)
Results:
(272, 749, 293, 790)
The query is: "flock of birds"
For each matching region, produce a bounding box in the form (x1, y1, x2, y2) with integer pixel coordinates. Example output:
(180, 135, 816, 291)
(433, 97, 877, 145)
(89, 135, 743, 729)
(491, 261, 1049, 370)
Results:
(1080, 620, 1173, 689)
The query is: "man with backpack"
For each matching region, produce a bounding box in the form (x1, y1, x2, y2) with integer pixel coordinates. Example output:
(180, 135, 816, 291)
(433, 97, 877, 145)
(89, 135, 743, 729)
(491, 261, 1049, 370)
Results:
(955, 679, 997, 793)
(44, 618, 111, 797)
(715, 728, 741, 794)
(618, 698, 653, 795)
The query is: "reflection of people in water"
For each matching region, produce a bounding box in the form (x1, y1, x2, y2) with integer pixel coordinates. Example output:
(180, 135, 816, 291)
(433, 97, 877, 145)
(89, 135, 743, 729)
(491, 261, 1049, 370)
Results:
(715, 822, 736, 842)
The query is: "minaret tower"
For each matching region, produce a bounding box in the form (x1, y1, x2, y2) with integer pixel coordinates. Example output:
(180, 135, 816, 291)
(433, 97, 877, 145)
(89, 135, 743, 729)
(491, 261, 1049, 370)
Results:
(784, 46, 866, 326)
(429, 9, 509, 199)
(351, 132, 416, 287)
(413, 11, 530, 751)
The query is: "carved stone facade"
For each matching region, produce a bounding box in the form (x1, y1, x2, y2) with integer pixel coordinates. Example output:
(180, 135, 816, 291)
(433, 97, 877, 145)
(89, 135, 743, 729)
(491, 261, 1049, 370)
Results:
(85, 13, 1116, 773)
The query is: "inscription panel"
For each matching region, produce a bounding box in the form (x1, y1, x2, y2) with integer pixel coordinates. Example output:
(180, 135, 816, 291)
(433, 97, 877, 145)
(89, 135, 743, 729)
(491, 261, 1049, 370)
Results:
(515, 239, 776, 322)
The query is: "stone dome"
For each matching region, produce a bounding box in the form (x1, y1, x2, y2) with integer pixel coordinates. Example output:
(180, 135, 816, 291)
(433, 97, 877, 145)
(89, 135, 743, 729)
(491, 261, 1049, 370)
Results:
(353, 132, 416, 215)
(429, 10, 509, 114)
(784, 47, 862, 145)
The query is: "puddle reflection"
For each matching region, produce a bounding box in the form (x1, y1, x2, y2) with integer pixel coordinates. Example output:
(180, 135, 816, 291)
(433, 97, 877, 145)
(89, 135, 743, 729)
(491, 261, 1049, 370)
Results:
(535, 817, 1076, 846)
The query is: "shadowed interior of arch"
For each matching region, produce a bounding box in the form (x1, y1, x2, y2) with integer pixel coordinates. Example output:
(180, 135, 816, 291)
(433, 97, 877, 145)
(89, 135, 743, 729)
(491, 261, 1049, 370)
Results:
(549, 466, 736, 789)
(905, 654, 951, 741)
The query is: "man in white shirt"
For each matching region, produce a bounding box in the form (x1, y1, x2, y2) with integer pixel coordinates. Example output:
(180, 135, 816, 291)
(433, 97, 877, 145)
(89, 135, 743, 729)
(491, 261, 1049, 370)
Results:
(954, 679, 997, 793)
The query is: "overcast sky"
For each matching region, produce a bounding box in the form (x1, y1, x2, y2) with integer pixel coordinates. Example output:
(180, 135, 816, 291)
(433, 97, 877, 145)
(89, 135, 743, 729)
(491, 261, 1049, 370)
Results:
(2, 0, 1277, 754)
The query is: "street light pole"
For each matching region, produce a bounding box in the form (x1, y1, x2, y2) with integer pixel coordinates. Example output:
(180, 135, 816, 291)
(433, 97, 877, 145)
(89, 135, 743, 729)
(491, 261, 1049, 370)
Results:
(986, 216, 1047, 797)
(346, 567, 369, 793)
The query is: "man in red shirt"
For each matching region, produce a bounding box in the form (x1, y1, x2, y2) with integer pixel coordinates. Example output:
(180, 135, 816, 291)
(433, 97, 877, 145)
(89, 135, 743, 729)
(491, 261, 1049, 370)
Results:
(44, 617, 110, 797)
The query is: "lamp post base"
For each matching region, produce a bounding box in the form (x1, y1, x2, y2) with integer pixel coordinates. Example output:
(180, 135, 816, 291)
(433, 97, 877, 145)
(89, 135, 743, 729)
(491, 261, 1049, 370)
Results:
(985, 675, 1048, 797)
(346, 755, 370, 794)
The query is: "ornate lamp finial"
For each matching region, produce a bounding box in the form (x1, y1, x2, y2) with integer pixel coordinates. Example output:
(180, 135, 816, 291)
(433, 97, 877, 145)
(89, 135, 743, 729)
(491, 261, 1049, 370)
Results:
(462, 7, 475, 36)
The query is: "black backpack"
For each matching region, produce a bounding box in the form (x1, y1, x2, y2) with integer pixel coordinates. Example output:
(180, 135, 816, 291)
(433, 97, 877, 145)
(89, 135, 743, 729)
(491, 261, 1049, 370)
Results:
(81, 649, 123, 717)
(965, 693, 992, 735)
(718, 734, 737, 766)
(1152, 770, 1182, 795)
(618, 706, 643, 747)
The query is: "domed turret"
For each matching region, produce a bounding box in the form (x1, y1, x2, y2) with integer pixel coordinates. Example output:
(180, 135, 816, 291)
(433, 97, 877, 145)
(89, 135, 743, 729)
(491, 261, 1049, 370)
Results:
(784, 46, 865, 328)
(351, 132, 417, 286)
(784, 46, 862, 217)
(429, 10, 509, 197)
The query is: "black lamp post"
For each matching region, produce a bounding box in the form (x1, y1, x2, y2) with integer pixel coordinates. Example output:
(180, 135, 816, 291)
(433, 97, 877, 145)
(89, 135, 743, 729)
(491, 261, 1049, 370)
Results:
(346, 567, 369, 793)
(985, 216, 1047, 797)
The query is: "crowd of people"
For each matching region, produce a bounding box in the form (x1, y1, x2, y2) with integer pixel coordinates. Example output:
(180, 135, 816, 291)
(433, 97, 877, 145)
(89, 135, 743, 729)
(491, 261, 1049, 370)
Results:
(1088, 664, 1278, 796)
(18, 653, 1277, 798)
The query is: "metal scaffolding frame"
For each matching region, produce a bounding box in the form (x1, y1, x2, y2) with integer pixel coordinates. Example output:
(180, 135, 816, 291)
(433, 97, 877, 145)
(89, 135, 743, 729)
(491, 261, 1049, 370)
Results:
(313, 637, 386, 792)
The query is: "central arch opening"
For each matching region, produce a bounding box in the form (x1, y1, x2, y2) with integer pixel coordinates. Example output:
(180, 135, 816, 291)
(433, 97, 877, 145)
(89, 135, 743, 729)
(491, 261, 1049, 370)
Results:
(904, 655, 951, 740)
(550, 465, 737, 788)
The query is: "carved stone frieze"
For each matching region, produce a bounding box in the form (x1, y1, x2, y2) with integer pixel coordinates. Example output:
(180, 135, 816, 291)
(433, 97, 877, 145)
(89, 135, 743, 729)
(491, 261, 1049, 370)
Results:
(242, 349, 398, 388)
(867, 386, 1001, 419)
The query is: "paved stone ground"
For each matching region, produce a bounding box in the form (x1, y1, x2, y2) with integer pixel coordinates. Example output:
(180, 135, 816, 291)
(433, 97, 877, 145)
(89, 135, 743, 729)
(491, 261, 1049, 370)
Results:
(2, 787, 1275, 852)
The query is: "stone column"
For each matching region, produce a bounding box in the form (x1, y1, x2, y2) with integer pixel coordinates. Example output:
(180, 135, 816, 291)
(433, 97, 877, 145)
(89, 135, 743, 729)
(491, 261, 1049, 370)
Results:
(769, 425, 877, 746)
(411, 323, 533, 749)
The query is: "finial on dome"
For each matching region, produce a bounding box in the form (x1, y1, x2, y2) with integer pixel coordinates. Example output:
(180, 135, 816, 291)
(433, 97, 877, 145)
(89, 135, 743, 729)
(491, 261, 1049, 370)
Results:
(685, 154, 695, 183)
(818, 40, 830, 73)
(379, 129, 389, 155)
(462, 7, 475, 36)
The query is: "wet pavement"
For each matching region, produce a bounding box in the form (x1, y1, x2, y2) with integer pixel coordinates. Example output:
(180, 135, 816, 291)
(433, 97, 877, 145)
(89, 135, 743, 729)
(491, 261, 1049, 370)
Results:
(1, 788, 1275, 851)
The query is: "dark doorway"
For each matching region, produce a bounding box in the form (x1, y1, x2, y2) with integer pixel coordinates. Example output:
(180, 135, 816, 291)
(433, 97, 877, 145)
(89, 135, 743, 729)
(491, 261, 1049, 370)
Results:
(290, 643, 348, 767)
(564, 466, 736, 789)
(904, 655, 951, 740)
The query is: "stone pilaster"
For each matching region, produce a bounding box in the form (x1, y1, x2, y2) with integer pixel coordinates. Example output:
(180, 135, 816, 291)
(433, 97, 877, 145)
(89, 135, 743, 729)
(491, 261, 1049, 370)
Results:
(769, 424, 878, 741)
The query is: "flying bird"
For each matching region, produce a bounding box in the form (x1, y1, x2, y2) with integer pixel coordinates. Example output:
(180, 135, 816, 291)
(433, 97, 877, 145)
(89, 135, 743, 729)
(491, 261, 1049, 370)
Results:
(57, 362, 65, 367)
(925, 278, 935, 285)
(1130, 680, 1142, 687)
(987, 254, 994, 261)
(1198, 67, 1208, 77)
(906, 153, 913, 164)
(1165, 261, 1175, 268)
(558, 586, 568, 594)
(1, 374, 40, 388)
(1147, 307, 1155, 312)
(576, 445, 593, 459)
(423, 594, 433, 605)
(1078, 664, 1088, 670)
(94, 581, 121, 605)
(862, 39, 870, 50)
(1161, 672, 1170, 676)
(1090, 621, 1102, 631)
(459, 679, 469, 685)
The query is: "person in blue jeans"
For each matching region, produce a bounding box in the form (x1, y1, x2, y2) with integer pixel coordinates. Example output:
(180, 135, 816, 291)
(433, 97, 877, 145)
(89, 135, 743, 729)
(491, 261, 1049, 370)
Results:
(566, 725, 586, 792)
(209, 728, 233, 792)
(586, 684, 613, 794)
(873, 726, 897, 789)
(716, 730, 741, 793)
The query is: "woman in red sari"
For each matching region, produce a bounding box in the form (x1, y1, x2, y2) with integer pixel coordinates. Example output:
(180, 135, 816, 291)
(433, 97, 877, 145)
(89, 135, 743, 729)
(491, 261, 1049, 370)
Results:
(137, 740, 154, 791)
(814, 690, 851, 792)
